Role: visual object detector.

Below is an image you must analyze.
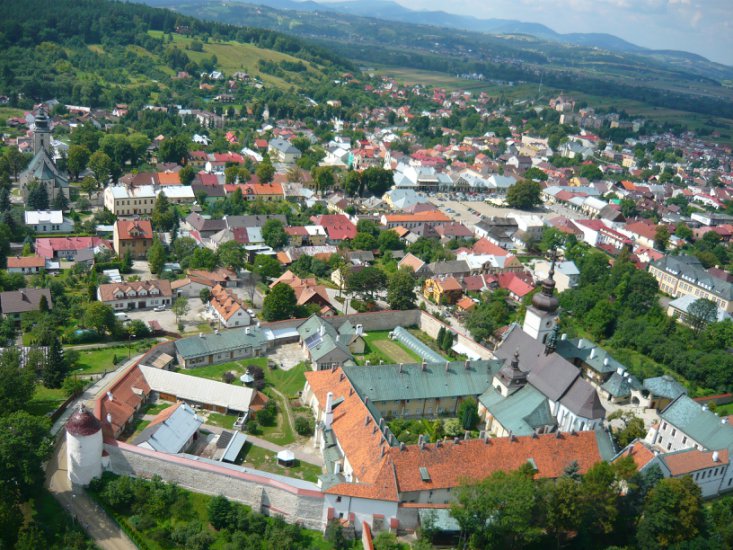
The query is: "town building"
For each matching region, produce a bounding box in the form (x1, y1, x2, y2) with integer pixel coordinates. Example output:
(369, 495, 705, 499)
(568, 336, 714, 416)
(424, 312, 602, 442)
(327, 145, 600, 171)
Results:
(19, 108, 69, 204)
(209, 284, 251, 328)
(97, 279, 172, 311)
(24, 210, 74, 233)
(648, 255, 733, 313)
(113, 219, 154, 259)
(174, 326, 270, 369)
(0, 288, 52, 319)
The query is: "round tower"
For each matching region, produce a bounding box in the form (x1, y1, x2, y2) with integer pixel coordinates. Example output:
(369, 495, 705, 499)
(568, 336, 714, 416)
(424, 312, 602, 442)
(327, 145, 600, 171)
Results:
(65, 403, 103, 486)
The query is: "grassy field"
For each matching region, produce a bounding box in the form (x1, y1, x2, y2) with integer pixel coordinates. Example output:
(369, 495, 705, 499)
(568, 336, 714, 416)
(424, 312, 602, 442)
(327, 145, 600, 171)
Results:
(148, 31, 322, 89)
(179, 357, 269, 386)
(354, 330, 421, 365)
(264, 361, 310, 398)
(26, 384, 68, 417)
(238, 443, 322, 483)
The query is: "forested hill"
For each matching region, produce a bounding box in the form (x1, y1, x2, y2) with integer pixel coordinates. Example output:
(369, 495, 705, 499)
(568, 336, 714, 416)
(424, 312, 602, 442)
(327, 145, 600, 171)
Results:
(0, 0, 352, 106)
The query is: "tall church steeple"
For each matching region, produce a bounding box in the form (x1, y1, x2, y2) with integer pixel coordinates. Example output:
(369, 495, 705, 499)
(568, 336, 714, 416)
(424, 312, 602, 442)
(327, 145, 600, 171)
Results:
(33, 106, 51, 156)
(523, 251, 560, 342)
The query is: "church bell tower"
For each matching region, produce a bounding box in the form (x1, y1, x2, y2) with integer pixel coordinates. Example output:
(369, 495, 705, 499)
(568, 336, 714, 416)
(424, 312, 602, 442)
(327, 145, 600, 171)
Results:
(523, 255, 560, 342)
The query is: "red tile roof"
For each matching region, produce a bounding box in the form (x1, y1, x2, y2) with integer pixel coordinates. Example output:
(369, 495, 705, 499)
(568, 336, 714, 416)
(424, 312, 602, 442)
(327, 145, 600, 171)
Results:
(115, 220, 153, 241)
(472, 238, 509, 256)
(497, 273, 534, 298)
(662, 449, 729, 476)
(7, 255, 46, 268)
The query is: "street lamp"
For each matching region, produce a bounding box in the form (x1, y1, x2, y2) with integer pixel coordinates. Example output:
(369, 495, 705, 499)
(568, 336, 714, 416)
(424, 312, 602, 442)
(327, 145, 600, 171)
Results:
(128, 333, 136, 359)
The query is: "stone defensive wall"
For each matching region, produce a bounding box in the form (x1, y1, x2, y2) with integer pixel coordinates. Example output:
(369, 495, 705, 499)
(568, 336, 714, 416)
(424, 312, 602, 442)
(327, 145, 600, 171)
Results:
(105, 441, 325, 530)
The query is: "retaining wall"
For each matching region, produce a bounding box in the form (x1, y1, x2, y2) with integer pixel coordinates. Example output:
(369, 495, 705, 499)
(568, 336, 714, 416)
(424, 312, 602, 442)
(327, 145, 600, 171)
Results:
(105, 442, 325, 530)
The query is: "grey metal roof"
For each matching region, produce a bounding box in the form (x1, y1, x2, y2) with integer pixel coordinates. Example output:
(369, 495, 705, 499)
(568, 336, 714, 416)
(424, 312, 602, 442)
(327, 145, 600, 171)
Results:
(221, 431, 248, 463)
(392, 326, 445, 364)
(660, 395, 733, 450)
(175, 327, 268, 359)
(601, 371, 641, 398)
(479, 385, 555, 436)
(134, 403, 202, 454)
(342, 360, 500, 403)
(643, 375, 686, 400)
(560, 378, 606, 420)
(651, 255, 733, 301)
(556, 338, 624, 375)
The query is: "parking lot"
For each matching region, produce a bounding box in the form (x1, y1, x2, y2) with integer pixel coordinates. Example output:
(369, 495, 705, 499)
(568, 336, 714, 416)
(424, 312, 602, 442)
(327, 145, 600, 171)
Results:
(125, 297, 207, 333)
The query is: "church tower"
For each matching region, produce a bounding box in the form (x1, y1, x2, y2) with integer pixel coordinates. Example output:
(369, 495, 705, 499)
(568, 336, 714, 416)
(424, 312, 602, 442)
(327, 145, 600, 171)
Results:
(32, 106, 52, 156)
(523, 257, 560, 342)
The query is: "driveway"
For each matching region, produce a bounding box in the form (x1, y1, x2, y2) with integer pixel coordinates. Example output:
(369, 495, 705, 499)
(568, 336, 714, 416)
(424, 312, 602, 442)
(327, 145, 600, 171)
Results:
(126, 297, 206, 333)
(268, 342, 308, 371)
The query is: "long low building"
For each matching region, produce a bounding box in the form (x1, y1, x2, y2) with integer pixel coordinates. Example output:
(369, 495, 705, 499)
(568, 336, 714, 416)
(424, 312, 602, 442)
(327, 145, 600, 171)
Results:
(174, 326, 270, 368)
(139, 366, 255, 413)
(97, 280, 172, 311)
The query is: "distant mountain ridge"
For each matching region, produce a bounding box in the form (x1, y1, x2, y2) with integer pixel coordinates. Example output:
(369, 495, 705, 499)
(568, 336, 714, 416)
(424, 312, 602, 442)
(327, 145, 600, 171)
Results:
(247, 0, 722, 62)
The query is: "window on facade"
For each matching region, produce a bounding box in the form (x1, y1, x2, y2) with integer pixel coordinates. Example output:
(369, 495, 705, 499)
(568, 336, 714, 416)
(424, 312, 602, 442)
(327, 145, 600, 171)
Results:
(667, 443, 672, 451)
(336, 496, 342, 503)
(682, 437, 687, 445)
(671, 429, 676, 437)
(662, 422, 667, 430)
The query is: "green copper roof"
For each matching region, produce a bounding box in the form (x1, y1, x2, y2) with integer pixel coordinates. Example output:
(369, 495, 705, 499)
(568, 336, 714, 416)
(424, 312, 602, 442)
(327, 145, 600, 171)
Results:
(479, 385, 554, 436)
(660, 395, 733, 450)
(643, 375, 686, 400)
(175, 327, 268, 360)
(342, 360, 500, 403)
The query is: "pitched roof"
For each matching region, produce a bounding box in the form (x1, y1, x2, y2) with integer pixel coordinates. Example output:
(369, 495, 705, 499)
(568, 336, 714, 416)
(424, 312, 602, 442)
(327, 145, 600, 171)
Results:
(209, 284, 246, 322)
(115, 219, 153, 240)
(7, 255, 46, 269)
(660, 448, 729, 476)
(0, 288, 52, 314)
(614, 440, 656, 470)
(660, 395, 733, 450)
(383, 211, 451, 224)
(174, 327, 268, 360)
(472, 238, 509, 256)
(98, 280, 172, 302)
(398, 253, 425, 273)
(389, 431, 603, 492)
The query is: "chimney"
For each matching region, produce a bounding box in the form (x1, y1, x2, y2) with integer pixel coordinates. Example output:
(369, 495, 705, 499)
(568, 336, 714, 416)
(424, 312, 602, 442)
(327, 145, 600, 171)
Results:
(379, 360, 383, 365)
(464, 430, 470, 441)
(331, 364, 337, 373)
(436, 439, 443, 447)
(399, 363, 404, 373)
(445, 361, 450, 373)
(464, 359, 470, 370)
(616, 366, 625, 376)
(722, 418, 729, 425)
(561, 333, 567, 341)
(713, 451, 720, 462)
(355, 324, 363, 336)
(107, 391, 113, 401)
(555, 430, 562, 439)
(453, 436, 460, 445)
(324, 392, 334, 429)
(590, 348, 597, 360)
(479, 430, 486, 440)
(379, 417, 384, 428)
(399, 442, 406, 451)
(703, 405, 709, 411)
(603, 357, 609, 366)
(421, 360, 426, 372)
(388, 433, 394, 445)
(106, 413, 112, 424)
(418, 434, 424, 448)
(365, 360, 371, 366)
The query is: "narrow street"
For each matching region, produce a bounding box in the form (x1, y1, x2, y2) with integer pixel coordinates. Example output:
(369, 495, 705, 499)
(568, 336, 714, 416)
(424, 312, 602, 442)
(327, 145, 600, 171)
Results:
(46, 440, 136, 550)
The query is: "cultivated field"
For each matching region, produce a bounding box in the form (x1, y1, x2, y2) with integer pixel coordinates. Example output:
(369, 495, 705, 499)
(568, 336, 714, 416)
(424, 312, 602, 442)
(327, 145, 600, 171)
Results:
(371, 338, 416, 364)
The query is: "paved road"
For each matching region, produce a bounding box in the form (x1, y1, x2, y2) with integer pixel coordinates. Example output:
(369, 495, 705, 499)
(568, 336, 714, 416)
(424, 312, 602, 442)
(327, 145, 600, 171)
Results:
(46, 441, 137, 550)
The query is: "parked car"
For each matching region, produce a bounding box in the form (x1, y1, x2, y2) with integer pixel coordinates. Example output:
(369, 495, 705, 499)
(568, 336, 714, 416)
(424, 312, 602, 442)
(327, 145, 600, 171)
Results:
(153, 306, 166, 312)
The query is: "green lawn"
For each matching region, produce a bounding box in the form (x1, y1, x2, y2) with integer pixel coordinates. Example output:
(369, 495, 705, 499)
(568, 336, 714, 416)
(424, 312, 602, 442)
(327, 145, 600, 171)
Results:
(206, 412, 237, 429)
(354, 330, 421, 365)
(239, 443, 322, 483)
(67, 340, 157, 375)
(26, 384, 68, 417)
(264, 361, 310, 398)
(180, 357, 269, 385)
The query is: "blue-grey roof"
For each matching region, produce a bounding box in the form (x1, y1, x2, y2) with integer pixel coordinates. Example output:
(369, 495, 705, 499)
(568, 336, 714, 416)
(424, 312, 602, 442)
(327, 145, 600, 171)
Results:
(134, 403, 202, 454)
(221, 431, 248, 463)
(342, 360, 500, 403)
(175, 327, 268, 359)
(297, 315, 353, 363)
(479, 385, 555, 436)
(660, 395, 733, 450)
(651, 255, 733, 301)
(556, 338, 625, 375)
(643, 375, 686, 400)
(601, 371, 641, 398)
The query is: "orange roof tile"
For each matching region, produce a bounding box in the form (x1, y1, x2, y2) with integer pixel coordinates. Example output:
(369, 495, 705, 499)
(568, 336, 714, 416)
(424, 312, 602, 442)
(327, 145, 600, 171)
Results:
(157, 172, 181, 185)
(615, 440, 656, 470)
(662, 449, 729, 476)
(7, 255, 46, 268)
(115, 219, 153, 240)
(384, 211, 451, 224)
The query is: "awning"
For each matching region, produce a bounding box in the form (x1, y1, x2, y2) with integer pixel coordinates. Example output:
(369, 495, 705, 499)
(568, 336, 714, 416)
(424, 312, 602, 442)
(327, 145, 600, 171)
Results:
(451, 342, 482, 361)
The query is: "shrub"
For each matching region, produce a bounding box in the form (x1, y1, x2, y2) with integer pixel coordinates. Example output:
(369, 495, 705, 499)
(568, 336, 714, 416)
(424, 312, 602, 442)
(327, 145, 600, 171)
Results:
(294, 416, 314, 436)
(207, 495, 232, 530)
(256, 401, 276, 427)
(222, 371, 235, 384)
